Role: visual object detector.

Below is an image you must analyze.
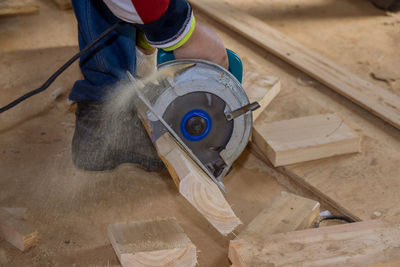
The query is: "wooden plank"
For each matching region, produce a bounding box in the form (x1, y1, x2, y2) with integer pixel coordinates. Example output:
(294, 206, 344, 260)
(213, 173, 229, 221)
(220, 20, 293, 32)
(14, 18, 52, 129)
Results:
(0, 0, 39, 16)
(230, 220, 400, 266)
(229, 191, 320, 266)
(155, 133, 241, 235)
(0, 209, 38, 251)
(243, 73, 280, 122)
(190, 0, 400, 130)
(108, 218, 197, 267)
(51, 0, 71, 10)
(252, 114, 360, 166)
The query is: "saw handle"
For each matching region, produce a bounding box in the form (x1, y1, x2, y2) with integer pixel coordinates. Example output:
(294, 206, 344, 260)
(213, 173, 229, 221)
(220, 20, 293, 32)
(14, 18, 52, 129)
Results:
(157, 49, 243, 83)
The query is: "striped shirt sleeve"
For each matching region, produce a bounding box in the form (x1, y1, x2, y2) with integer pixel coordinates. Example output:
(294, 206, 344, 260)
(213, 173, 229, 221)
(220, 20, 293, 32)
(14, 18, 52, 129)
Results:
(103, 0, 195, 51)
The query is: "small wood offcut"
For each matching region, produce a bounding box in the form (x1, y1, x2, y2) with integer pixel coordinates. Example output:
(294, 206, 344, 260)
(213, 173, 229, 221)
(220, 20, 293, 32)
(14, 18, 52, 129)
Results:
(0, 208, 38, 251)
(252, 113, 360, 166)
(108, 218, 197, 267)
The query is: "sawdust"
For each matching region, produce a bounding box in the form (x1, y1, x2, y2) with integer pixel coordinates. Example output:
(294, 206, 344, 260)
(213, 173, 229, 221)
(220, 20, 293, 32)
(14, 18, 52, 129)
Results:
(2, 0, 399, 266)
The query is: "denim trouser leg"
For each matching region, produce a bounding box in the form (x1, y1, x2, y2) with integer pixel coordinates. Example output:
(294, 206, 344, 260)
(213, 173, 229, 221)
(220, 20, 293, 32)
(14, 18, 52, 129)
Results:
(69, 0, 136, 102)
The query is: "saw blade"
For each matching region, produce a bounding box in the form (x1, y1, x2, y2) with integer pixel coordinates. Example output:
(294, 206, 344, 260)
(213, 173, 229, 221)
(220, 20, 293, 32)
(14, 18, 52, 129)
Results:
(126, 72, 227, 193)
(162, 91, 234, 177)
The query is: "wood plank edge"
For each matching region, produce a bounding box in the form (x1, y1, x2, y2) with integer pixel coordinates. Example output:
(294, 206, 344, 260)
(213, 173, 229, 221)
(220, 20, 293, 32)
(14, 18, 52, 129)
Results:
(271, 137, 361, 167)
(252, 79, 281, 122)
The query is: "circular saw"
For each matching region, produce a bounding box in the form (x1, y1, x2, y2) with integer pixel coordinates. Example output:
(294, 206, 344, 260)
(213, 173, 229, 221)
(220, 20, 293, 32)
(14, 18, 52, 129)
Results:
(129, 51, 259, 193)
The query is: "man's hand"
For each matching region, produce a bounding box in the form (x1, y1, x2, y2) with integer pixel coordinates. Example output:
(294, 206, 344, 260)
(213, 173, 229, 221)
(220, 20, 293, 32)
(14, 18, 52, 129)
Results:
(173, 24, 229, 69)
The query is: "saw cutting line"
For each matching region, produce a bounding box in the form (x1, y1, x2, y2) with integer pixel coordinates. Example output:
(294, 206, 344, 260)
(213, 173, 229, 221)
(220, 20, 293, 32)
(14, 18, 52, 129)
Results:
(126, 71, 227, 193)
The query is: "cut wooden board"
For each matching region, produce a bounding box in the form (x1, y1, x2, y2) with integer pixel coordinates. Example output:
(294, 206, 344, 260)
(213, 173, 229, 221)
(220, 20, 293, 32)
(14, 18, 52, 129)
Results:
(190, 0, 400, 130)
(252, 113, 360, 166)
(51, 0, 71, 10)
(0, 209, 38, 251)
(243, 73, 280, 122)
(0, 0, 39, 16)
(229, 220, 400, 266)
(155, 133, 241, 235)
(108, 218, 197, 267)
(229, 191, 320, 266)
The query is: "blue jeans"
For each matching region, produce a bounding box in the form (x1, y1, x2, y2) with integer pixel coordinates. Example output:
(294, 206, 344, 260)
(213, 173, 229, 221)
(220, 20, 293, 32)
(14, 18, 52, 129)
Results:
(70, 0, 137, 102)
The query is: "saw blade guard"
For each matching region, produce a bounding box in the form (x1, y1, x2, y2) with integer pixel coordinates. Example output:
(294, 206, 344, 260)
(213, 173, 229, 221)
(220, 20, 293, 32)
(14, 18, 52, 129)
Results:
(137, 59, 252, 177)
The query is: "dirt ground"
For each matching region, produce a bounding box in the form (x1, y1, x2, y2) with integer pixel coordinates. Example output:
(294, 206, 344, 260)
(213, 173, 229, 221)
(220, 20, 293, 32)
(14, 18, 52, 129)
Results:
(0, 0, 399, 266)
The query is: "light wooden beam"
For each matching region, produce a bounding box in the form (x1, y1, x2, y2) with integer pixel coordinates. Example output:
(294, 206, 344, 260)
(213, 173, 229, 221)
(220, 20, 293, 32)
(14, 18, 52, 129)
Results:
(108, 218, 197, 267)
(155, 133, 241, 235)
(252, 114, 360, 166)
(190, 0, 400, 130)
(230, 220, 400, 266)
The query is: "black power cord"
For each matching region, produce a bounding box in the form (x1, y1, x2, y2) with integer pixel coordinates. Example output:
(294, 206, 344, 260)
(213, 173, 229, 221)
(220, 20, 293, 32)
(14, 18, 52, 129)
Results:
(315, 215, 356, 228)
(0, 21, 125, 114)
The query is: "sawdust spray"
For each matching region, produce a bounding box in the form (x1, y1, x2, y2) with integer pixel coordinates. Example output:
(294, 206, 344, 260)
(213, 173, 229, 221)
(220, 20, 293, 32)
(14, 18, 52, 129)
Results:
(71, 49, 189, 175)
(31, 51, 171, 211)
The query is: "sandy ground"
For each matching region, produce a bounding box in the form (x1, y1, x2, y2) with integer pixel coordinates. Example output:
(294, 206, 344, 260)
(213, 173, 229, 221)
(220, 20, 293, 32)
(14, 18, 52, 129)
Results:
(0, 0, 399, 266)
